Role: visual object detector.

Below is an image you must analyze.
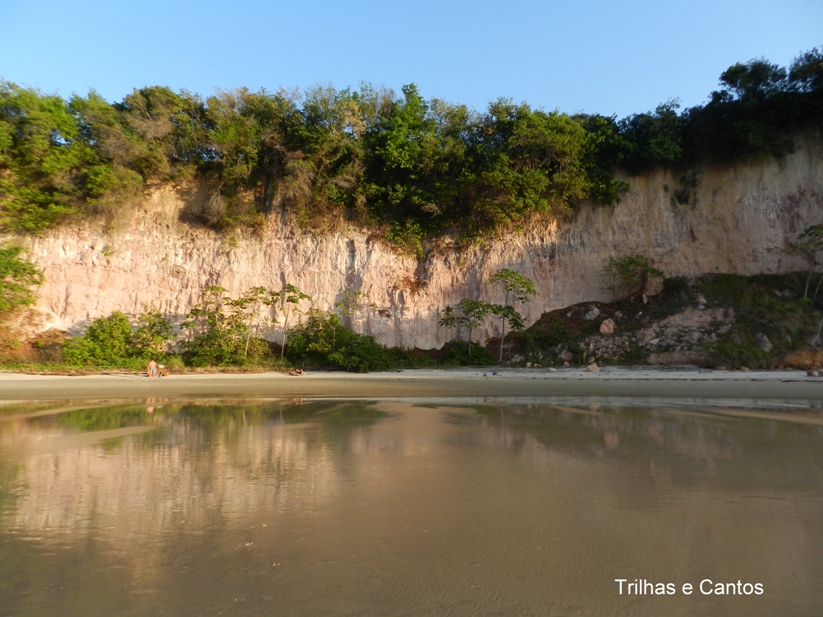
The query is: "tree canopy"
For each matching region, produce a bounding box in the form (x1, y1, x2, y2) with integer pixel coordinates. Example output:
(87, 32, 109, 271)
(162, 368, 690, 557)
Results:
(1, 48, 821, 242)
(0, 244, 43, 314)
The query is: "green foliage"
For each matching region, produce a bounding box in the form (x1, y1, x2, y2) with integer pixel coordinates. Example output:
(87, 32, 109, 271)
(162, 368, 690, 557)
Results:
(384, 219, 426, 258)
(440, 297, 495, 357)
(131, 308, 176, 358)
(181, 286, 269, 366)
(702, 336, 771, 370)
(696, 273, 814, 368)
(63, 311, 135, 367)
(618, 101, 684, 173)
(273, 283, 311, 359)
(0, 244, 43, 314)
(1, 47, 821, 239)
(442, 340, 496, 366)
(179, 284, 311, 367)
(63, 309, 177, 367)
(602, 254, 664, 301)
(287, 309, 391, 372)
(788, 224, 823, 298)
(0, 83, 145, 232)
(439, 269, 538, 364)
(488, 268, 538, 362)
(520, 316, 569, 351)
(489, 268, 538, 304)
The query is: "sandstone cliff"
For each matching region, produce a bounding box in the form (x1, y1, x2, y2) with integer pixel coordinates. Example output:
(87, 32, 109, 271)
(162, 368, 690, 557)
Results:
(15, 136, 823, 349)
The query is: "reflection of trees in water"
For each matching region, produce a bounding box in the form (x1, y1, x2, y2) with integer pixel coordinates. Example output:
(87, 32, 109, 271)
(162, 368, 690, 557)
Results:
(2, 400, 389, 553)
(0, 460, 22, 518)
(57, 405, 149, 431)
(140, 399, 388, 451)
(13, 400, 387, 448)
(472, 404, 823, 494)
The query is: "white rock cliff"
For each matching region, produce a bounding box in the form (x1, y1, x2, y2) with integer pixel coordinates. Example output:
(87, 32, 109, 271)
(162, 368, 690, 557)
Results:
(16, 137, 823, 349)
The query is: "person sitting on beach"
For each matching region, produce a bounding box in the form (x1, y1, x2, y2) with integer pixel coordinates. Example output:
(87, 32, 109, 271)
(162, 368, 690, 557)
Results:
(288, 368, 304, 376)
(159, 365, 169, 377)
(147, 359, 158, 378)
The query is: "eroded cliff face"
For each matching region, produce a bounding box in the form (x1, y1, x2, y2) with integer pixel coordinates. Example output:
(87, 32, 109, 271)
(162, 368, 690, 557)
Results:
(17, 137, 823, 349)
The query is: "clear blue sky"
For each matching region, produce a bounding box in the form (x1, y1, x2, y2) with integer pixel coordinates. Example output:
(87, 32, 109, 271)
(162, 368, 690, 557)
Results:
(1, 0, 820, 118)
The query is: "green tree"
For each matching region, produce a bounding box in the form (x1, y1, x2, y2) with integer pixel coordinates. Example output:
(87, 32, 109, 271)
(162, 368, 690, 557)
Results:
(287, 308, 390, 372)
(601, 255, 664, 301)
(439, 298, 494, 360)
(273, 284, 311, 359)
(181, 286, 250, 366)
(718, 60, 788, 102)
(62, 308, 176, 367)
(788, 48, 823, 94)
(789, 224, 823, 299)
(130, 308, 176, 359)
(63, 311, 133, 366)
(0, 82, 83, 231)
(335, 289, 377, 332)
(488, 268, 537, 362)
(227, 286, 271, 358)
(118, 85, 189, 180)
(617, 101, 684, 173)
(0, 244, 44, 314)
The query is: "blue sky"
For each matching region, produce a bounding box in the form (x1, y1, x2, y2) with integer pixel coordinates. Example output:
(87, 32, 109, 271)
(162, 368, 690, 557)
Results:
(1, 0, 820, 118)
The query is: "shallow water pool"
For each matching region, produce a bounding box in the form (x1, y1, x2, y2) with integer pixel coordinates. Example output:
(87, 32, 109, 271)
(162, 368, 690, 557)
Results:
(1, 398, 822, 616)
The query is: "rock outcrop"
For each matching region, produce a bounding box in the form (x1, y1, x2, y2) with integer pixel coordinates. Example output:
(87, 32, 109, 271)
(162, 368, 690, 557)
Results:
(12, 136, 823, 349)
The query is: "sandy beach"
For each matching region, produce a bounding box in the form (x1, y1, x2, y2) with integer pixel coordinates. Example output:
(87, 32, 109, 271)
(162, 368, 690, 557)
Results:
(1, 366, 822, 403)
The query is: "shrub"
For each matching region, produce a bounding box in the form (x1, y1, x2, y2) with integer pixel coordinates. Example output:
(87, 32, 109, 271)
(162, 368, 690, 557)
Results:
(0, 244, 44, 314)
(601, 254, 664, 301)
(63, 309, 176, 368)
(286, 309, 392, 372)
(64, 311, 132, 366)
(442, 340, 496, 366)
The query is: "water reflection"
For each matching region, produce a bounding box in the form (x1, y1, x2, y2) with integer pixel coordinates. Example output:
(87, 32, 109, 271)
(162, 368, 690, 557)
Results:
(0, 399, 822, 617)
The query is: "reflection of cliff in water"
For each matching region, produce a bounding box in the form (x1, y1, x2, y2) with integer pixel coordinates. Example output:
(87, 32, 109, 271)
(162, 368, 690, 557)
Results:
(1, 400, 823, 617)
(472, 403, 823, 494)
(0, 400, 388, 547)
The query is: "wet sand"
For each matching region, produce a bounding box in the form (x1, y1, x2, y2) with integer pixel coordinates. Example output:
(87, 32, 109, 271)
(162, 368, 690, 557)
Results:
(1, 367, 821, 402)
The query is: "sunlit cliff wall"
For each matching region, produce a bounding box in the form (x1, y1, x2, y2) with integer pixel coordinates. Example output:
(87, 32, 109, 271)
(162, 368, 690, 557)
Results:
(18, 136, 823, 349)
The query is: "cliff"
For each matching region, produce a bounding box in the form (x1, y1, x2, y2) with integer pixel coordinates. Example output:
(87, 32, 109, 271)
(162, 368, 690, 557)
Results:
(16, 136, 823, 349)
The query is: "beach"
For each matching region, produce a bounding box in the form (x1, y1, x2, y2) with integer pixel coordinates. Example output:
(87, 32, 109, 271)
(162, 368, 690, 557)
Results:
(1, 367, 821, 402)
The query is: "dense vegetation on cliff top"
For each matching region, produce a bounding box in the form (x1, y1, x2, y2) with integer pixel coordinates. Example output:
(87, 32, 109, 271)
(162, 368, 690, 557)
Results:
(1, 49, 821, 241)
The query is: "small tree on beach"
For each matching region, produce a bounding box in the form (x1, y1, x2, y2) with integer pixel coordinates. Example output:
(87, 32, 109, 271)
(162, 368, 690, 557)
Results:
(181, 286, 247, 365)
(273, 284, 311, 359)
(440, 298, 494, 360)
(335, 289, 377, 333)
(489, 268, 537, 363)
(789, 224, 823, 300)
(228, 286, 272, 358)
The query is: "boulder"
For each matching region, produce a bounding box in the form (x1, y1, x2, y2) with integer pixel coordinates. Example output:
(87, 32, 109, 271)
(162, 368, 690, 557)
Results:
(755, 333, 774, 353)
(642, 276, 665, 302)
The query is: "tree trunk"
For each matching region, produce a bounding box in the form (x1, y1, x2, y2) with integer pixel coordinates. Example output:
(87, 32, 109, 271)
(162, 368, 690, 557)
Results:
(498, 290, 511, 363)
(812, 271, 823, 303)
(804, 269, 814, 298)
(280, 310, 290, 359)
(498, 318, 506, 364)
(468, 326, 473, 359)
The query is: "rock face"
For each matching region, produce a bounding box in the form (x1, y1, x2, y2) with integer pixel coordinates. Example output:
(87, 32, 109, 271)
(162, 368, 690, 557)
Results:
(13, 137, 823, 349)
